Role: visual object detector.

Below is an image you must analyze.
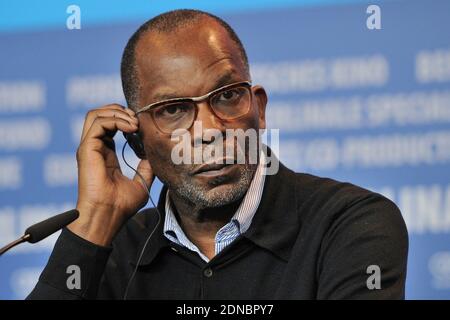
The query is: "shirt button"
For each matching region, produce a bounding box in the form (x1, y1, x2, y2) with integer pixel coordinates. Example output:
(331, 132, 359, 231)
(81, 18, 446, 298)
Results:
(203, 268, 213, 278)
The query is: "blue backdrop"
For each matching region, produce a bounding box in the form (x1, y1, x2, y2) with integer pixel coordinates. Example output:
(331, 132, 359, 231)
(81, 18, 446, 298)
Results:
(1, 0, 449, 299)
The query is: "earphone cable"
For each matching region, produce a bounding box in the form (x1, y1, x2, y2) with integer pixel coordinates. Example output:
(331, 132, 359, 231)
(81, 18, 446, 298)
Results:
(121, 140, 162, 300)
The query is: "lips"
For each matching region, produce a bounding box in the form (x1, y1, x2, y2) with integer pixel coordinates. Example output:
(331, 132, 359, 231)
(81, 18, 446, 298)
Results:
(193, 163, 230, 175)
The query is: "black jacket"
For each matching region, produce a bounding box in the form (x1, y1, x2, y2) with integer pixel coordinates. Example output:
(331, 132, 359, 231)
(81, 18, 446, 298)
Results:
(27, 161, 408, 300)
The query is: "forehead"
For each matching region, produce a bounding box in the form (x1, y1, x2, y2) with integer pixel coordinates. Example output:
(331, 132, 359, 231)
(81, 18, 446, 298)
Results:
(134, 18, 248, 103)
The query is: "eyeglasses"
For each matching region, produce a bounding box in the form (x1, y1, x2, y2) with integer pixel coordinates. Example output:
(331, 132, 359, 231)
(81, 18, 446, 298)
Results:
(136, 81, 253, 134)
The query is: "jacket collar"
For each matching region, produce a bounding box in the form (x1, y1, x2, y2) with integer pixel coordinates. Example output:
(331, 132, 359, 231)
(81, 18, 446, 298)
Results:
(243, 158, 301, 262)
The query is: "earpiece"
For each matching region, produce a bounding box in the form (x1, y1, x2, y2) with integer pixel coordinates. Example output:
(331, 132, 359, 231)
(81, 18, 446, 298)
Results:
(123, 131, 146, 159)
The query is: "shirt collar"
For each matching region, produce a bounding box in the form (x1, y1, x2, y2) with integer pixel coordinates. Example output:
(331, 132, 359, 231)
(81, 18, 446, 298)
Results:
(163, 151, 267, 251)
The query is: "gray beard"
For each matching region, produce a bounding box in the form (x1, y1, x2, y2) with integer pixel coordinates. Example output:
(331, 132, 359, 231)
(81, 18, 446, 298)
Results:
(171, 164, 256, 209)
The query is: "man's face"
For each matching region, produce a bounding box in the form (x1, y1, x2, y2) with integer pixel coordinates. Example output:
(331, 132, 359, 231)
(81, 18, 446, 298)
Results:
(133, 18, 267, 208)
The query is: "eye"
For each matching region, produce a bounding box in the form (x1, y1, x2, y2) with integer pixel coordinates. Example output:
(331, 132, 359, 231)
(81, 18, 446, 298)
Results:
(217, 89, 240, 102)
(155, 103, 190, 118)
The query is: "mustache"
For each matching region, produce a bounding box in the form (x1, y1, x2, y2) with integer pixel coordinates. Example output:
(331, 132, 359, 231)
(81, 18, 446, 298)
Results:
(191, 142, 250, 162)
(173, 145, 254, 176)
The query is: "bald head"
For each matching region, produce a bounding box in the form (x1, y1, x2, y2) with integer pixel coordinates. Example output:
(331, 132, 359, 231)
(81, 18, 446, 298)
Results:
(120, 9, 250, 110)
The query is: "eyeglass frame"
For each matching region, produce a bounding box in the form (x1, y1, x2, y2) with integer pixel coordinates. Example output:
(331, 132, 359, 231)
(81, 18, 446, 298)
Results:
(135, 80, 253, 133)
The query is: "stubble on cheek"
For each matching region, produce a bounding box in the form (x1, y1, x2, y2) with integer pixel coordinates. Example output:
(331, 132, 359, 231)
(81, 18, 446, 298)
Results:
(144, 140, 194, 189)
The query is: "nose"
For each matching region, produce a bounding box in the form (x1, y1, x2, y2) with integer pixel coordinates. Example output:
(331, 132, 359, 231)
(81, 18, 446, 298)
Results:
(191, 101, 225, 145)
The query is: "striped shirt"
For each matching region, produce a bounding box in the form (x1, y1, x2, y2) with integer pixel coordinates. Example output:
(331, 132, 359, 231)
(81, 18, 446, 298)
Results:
(163, 152, 267, 262)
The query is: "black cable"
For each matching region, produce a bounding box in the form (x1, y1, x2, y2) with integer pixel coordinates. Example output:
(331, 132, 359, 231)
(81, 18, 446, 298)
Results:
(121, 141, 162, 300)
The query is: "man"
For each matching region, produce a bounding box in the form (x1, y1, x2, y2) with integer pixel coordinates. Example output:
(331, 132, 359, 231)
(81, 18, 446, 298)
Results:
(28, 9, 408, 300)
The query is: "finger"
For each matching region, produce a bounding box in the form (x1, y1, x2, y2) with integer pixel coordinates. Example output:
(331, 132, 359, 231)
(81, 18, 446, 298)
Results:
(99, 104, 136, 118)
(98, 104, 136, 118)
(133, 159, 154, 191)
(81, 107, 138, 142)
(81, 106, 138, 142)
(81, 116, 138, 146)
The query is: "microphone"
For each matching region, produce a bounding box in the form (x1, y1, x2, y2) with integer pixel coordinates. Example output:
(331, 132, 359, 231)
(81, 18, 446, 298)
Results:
(0, 209, 79, 256)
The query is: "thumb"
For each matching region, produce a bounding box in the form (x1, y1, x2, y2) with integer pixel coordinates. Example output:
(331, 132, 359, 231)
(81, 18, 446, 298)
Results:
(133, 159, 154, 191)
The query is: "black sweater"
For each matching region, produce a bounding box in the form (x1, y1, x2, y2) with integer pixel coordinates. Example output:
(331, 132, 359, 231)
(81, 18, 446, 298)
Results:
(27, 162, 408, 300)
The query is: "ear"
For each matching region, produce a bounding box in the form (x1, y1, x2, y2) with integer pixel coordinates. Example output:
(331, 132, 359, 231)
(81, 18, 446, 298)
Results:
(252, 85, 268, 130)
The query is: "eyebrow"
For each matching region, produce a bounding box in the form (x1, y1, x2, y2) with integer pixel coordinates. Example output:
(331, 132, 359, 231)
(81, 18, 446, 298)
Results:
(212, 71, 239, 91)
(151, 70, 241, 102)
